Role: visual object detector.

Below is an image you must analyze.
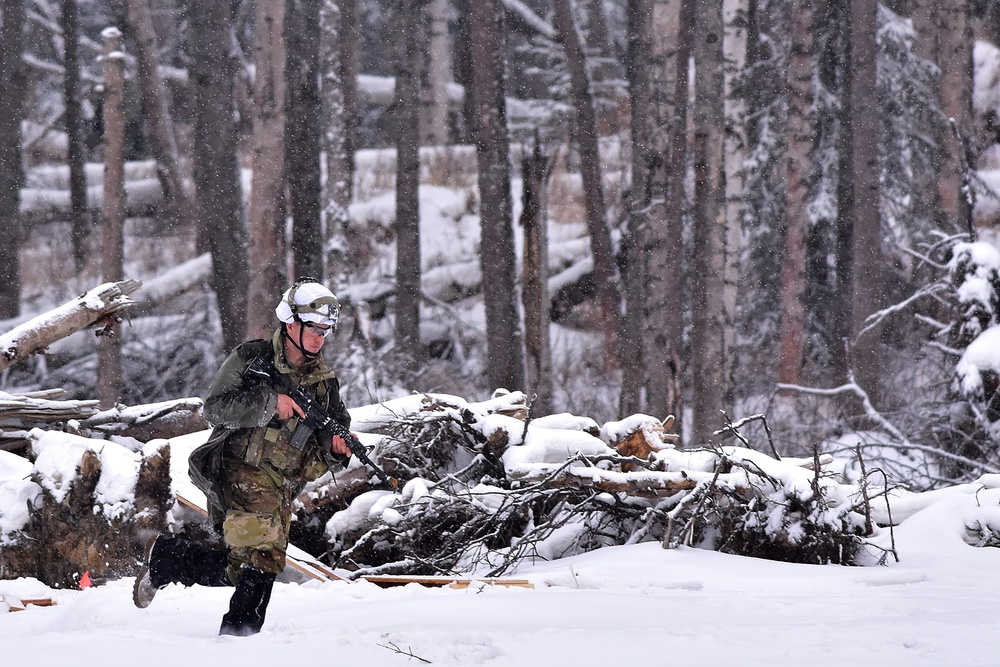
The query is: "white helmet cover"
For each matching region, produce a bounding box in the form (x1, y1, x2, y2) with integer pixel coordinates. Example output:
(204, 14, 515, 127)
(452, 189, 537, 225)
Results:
(275, 281, 340, 328)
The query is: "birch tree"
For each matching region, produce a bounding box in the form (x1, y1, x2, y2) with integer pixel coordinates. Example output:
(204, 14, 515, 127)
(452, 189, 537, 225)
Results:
(422, 0, 452, 146)
(320, 0, 357, 258)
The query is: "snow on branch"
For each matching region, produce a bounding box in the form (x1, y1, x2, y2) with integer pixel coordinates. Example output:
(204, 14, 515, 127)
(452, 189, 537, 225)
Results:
(0, 280, 141, 373)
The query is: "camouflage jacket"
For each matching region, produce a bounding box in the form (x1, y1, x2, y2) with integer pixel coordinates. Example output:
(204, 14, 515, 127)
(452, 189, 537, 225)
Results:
(189, 331, 351, 527)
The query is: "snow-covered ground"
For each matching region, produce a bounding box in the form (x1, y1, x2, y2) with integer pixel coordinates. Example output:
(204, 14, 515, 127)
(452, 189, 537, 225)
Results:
(2, 526, 999, 666)
(5, 393, 1000, 665)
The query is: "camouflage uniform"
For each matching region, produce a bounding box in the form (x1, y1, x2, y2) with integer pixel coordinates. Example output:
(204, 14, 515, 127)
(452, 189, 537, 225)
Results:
(198, 330, 350, 581)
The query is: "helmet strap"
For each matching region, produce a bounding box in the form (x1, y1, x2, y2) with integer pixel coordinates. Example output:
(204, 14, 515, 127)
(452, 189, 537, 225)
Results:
(281, 321, 321, 361)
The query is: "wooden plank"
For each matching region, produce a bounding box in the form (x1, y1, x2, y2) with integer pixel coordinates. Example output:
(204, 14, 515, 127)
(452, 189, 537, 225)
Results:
(362, 575, 533, 589)
(20, 598, 56, 607)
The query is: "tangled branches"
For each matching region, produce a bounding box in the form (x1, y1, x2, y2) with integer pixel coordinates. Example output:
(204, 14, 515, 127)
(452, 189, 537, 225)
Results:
(315, 395, 888, 577)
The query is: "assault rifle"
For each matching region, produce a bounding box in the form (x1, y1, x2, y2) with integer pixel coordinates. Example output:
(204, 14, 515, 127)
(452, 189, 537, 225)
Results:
(244, 355, 398, 491)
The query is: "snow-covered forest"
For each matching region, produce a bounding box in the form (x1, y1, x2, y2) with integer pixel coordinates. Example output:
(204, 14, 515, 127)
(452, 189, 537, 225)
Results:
(3, 0, 1000, 626)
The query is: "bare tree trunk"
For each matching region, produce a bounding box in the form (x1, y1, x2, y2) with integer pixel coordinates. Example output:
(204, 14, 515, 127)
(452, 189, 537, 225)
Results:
(99, 28, 126, 407)
(321, 0, 351, 264)
(122, 0, 190, 234)
(188, 0, 248, 353)
(620, 0, 655, 416)
(247, 0, 288, 340)
(469, 0, 525, 392)
(910, 0, 973, 231)
(340, 0, 361, 200)
(840, 0, 881, 406)
(62, 0, 89, 274)
(422, 0, 453, 146)
(552, 0, 622, 368)
(690, 0, 731, 444)
(394, 0, 424, 363)
(778, 0, 813, 385)
(0, 0, 25, 319)
(286, 0, 324, 281)
(582, 0, 620, 77)
(938, 0, 973, 233)
(722, 0, 746, 392)
(648, 0, 694, 436)
(521, 138, 553, 415)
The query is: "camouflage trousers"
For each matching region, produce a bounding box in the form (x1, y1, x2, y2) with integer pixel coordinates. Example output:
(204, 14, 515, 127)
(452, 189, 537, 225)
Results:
(219, 458, 297, 580)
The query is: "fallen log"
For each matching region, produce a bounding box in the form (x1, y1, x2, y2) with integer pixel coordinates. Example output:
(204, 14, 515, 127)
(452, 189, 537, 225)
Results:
(0, 279, 141, 373)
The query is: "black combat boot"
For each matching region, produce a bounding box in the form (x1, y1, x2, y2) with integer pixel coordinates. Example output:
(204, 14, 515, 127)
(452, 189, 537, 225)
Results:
(218, 567, 277, 637)
(133, 536, 231, 608)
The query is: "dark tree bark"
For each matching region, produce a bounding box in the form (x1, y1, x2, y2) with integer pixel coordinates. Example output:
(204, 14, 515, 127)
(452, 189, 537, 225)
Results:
(247, 0, 288, 340)
(0, 0, 26, 319)
(98, 28, 126, 407)
(623, 0, 691, 426)
(321, 0, 354, 256)
(394, 0, 425, 363)
(834, 0, 881, 406)
(778, 0, 814, 385)
(652, 0, 695, 433)
(469, 0, 526, 392)
(619, 0, 654, 416)
(286, 0, 324, 281)
(123, 0, 191, 233)
(552, 0, 622, 368)
(521, 138, 553, 415)
(844, 0, 881, 405)
(62, 0, 89, 274)
(911, 0, 973, 233)
(690, 0, 731, 444)
(340, 0, 361, 200)
(188, 0, 248, 353)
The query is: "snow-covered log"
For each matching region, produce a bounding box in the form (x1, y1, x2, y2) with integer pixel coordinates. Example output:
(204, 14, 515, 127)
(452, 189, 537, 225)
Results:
(0, 432, 172, 588)
(0, 280, 141, 373)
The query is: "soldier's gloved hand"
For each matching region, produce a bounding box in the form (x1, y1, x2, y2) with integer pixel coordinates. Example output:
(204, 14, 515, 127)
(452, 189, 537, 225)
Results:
(275, 393, 305, 421)
(331, 433, 353, 459)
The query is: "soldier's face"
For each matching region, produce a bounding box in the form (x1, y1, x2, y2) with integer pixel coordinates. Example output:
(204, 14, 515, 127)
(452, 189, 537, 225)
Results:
(288, 320, 329, 355)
